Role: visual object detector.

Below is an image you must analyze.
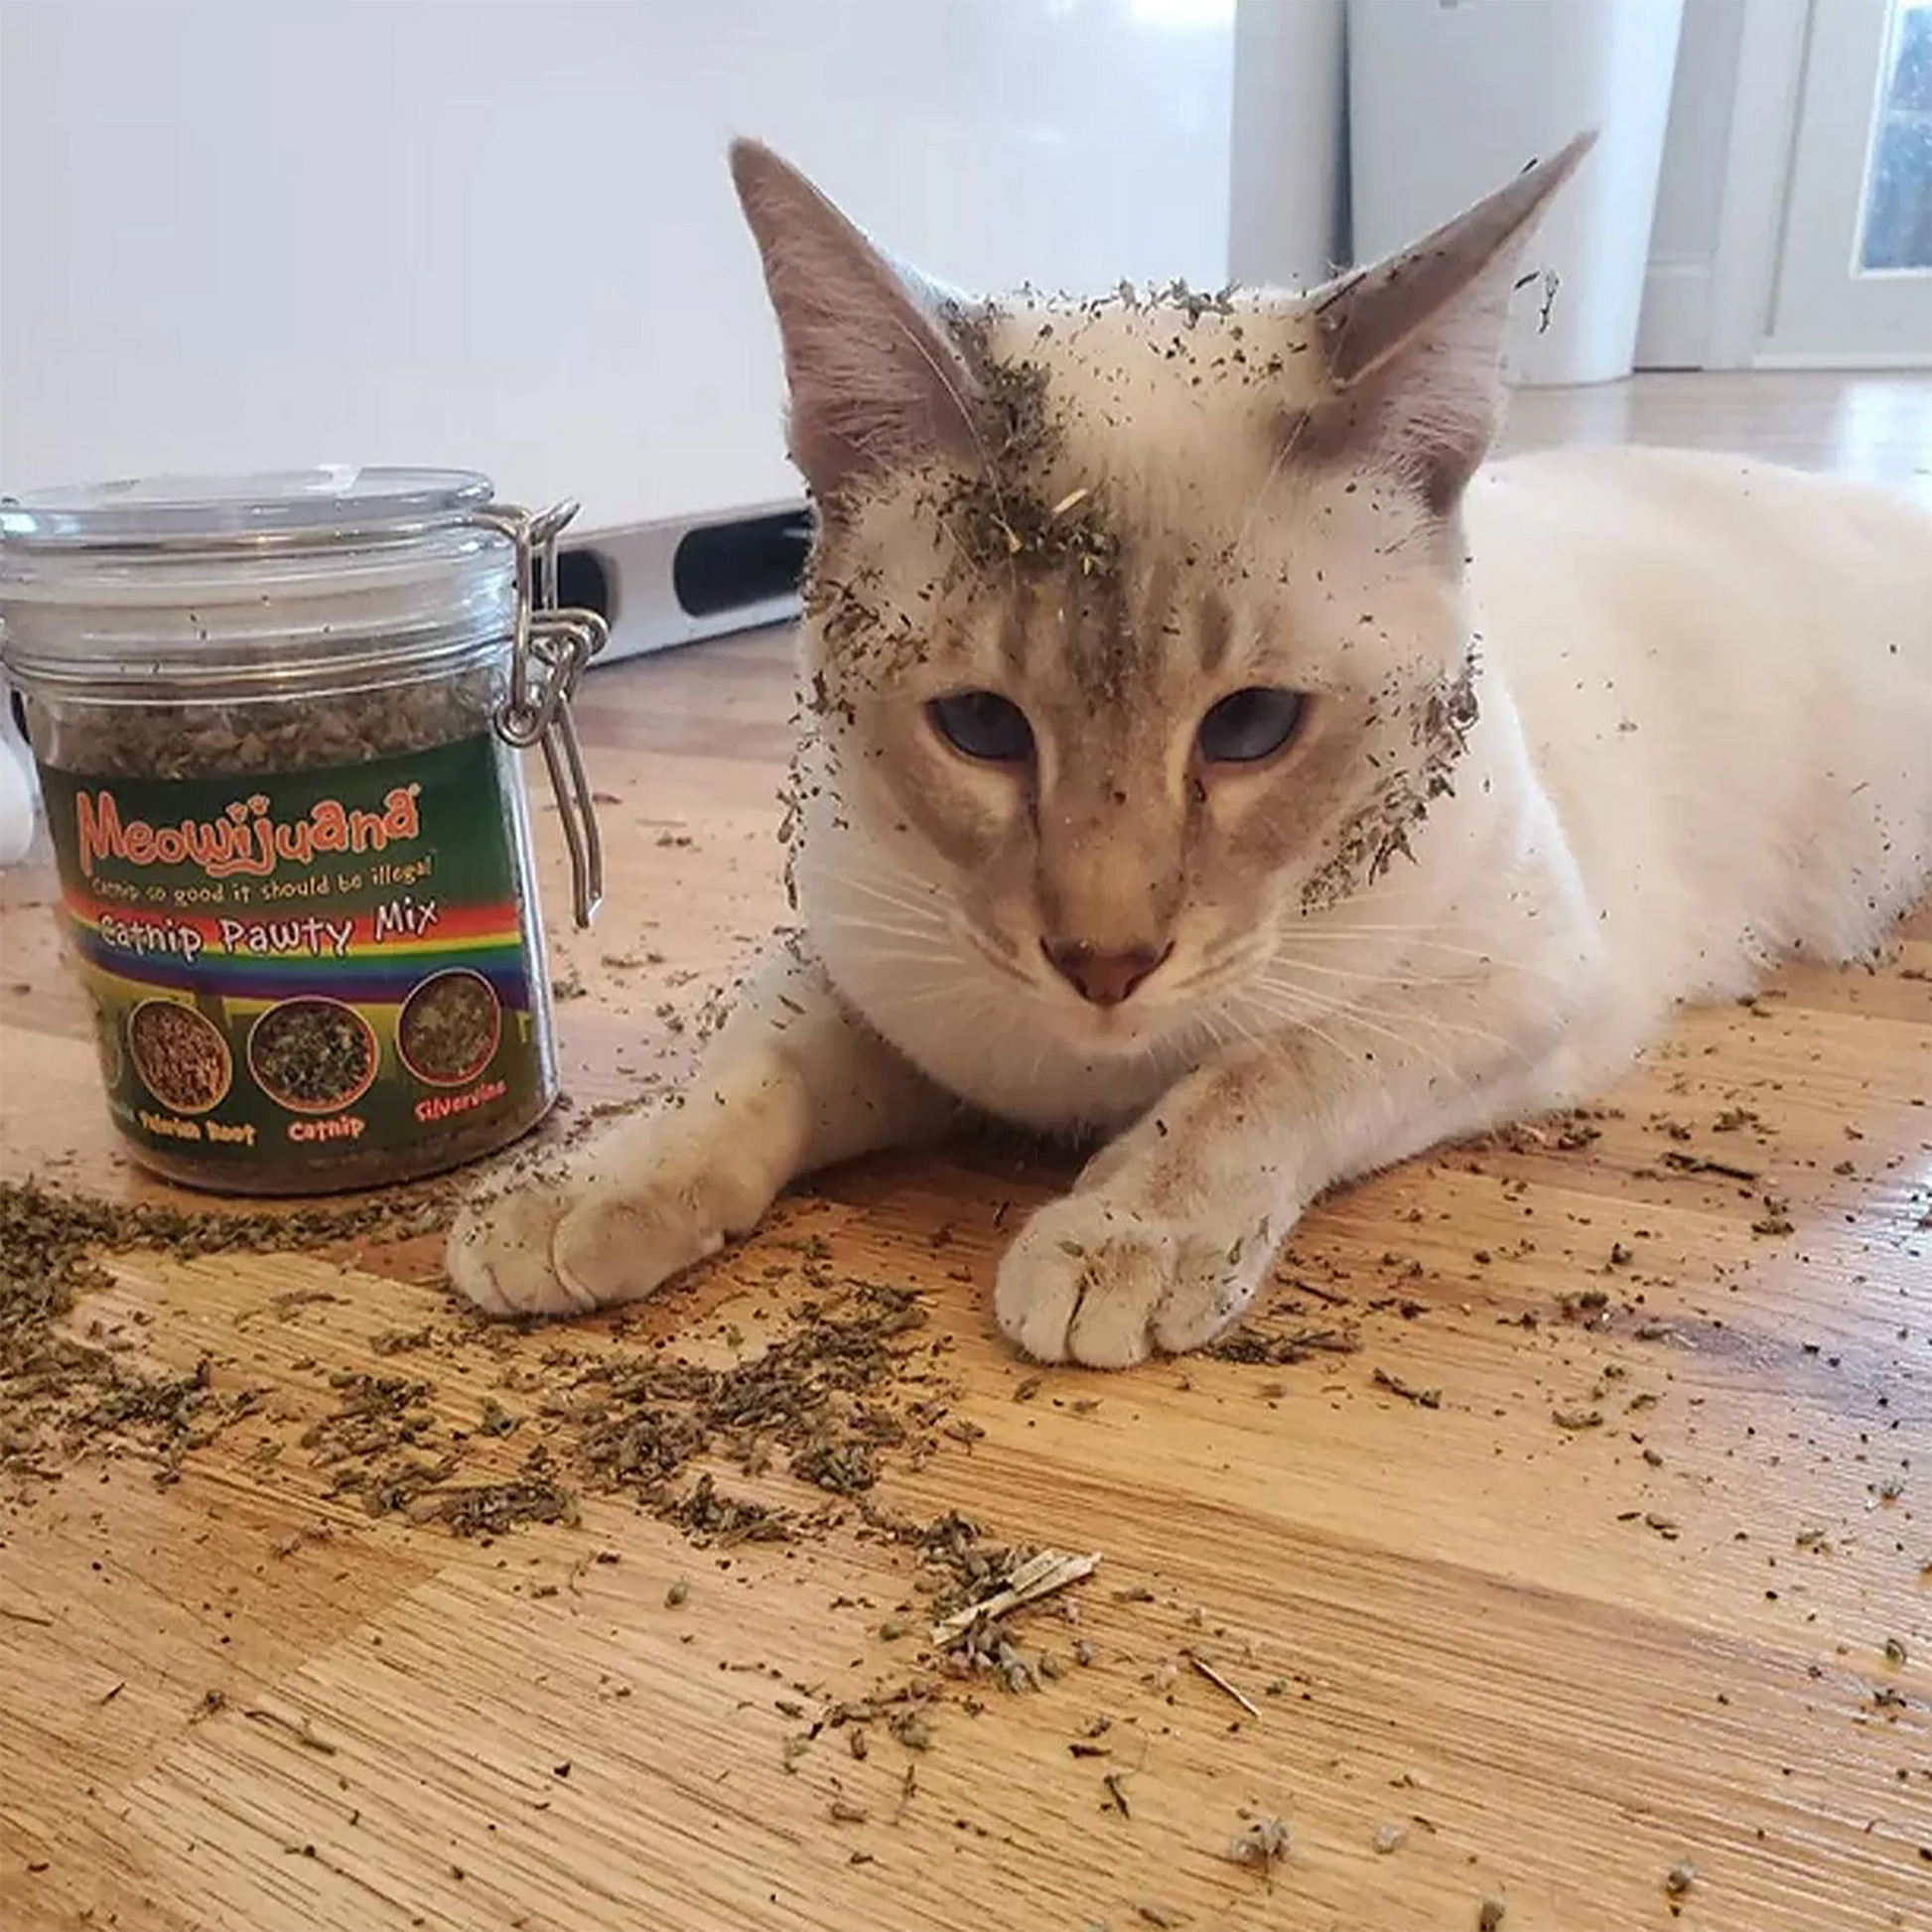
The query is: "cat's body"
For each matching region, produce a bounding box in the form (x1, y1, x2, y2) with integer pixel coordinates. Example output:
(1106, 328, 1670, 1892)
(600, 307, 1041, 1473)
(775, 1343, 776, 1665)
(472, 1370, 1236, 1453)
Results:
(448, 136, 1932, 1366)
(1462, 446, 1931, 1017)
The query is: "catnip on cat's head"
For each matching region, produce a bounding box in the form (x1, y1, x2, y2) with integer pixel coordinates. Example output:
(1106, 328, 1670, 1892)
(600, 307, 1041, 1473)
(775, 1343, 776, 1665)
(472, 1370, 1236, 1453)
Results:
(729, 136, 1591, 1060)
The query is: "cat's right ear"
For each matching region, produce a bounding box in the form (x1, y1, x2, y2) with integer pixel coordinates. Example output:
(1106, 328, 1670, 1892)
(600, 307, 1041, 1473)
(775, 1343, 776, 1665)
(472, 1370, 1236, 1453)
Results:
(1298, 132, 1595, 513)
(729, 139, 980, 509)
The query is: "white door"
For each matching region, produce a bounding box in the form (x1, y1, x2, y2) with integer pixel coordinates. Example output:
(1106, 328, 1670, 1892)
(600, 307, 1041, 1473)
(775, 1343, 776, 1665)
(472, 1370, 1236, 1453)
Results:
(1765, 0, 1932, 364)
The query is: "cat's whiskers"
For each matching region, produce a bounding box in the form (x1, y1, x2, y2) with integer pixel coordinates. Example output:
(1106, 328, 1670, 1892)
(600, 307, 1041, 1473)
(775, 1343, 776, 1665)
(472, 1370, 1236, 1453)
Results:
(1252, 946, 1506, 1020)
(1275, 923, 1578, 983)
(937, 512, 1003, 602)
(1312, 987, 1540, 1068)
(1252, 955, 1545, 1061)
(885, 979, 997, 1010)
(819, 885, 944, 925)
(863, 971, 1018, 1046)
(1220, 985, 1366, 1091)
(1200, 1002, 1260, 1063)
(1233, 979, 1473, 1094)
(962, 931, 1042, 989)
(817, 864, 982, 962)
(1022, 1028, 1055, 1091)
(831, 867, 942, 907)
(883, 312, 1020, 599)
(827, 869, 950, 920)
(1173, 941, 1485, 1019)
(815, 906, 951, 949)
(1256, 950, 1480, 995)
(830, 895, 1044, 1006)
(834, 941, 961, 969)
(1277, 926, 1501, 953)
(1230, 379, 1317, 560)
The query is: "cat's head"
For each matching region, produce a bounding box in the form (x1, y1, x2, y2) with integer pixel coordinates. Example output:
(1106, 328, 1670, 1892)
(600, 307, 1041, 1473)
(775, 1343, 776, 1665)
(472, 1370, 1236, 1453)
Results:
(729, 134, 1590, 1057)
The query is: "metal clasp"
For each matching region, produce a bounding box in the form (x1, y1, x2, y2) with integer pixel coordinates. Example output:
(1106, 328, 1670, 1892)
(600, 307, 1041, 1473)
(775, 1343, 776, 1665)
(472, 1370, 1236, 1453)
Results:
(476, 499, 610, 927)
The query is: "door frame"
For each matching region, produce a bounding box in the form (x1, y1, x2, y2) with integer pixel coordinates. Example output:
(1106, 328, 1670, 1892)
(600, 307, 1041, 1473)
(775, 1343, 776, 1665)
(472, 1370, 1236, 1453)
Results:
(1702, 0, 1932, 369)
(1703, 0, 1812, 368)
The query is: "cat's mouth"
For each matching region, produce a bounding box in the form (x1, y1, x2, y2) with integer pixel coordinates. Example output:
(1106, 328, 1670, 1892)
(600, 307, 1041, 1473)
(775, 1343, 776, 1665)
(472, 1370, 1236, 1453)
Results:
(1035, 977, 1192, 1056)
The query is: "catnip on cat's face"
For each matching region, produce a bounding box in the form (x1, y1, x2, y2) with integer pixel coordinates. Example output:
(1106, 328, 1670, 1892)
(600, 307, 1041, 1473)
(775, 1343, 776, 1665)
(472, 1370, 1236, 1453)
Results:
(792, 316, 1482, 1059)
(732, 145, 1553, 1060)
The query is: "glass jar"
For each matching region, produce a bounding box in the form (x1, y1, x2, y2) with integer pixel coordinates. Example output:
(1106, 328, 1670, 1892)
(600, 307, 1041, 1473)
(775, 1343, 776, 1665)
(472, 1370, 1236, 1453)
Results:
(0, 467, 608, 1196)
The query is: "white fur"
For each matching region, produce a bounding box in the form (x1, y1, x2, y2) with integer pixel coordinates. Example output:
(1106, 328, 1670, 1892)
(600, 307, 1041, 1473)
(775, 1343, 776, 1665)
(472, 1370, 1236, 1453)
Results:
(446, 143, 1930, 1367)
(1477, 448, 1931, 997)
(448, 445, 1931, 1358)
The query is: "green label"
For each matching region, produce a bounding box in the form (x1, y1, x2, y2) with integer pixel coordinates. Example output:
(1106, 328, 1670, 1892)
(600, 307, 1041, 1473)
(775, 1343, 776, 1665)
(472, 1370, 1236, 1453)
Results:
(41, 736, 549, 1174)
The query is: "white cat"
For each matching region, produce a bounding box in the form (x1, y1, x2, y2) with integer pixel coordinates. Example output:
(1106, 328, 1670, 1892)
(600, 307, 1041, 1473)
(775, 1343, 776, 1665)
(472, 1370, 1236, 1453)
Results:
(448, 133, 1932, 1367)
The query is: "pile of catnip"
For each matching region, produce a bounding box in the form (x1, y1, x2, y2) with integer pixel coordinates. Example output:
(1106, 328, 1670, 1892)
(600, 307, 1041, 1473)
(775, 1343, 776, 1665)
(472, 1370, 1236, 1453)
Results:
(0, 1178, 450, 1480)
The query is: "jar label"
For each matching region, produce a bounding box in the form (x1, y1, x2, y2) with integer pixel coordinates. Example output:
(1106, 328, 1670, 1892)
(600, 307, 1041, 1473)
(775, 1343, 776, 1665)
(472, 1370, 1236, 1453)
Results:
(39, 736, 552, 1177)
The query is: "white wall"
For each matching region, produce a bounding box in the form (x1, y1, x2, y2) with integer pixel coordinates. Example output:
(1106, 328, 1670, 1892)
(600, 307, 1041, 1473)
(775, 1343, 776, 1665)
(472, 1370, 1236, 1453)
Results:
(0, 0, 1238, 536)
(1227, 0, 1347, 290)
(1225, 0, 1762, 372)
(0, 0, 1792, 520)
(1636, 0, 1751, 366)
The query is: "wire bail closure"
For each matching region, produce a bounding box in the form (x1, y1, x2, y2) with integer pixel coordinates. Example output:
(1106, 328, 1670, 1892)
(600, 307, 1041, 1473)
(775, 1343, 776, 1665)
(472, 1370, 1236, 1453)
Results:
(479, 499, 609, 927)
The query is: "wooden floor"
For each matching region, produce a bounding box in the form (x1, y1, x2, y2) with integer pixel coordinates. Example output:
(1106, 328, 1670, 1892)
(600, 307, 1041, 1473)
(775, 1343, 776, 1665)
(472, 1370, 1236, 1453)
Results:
(2, 371, 1928, 1932)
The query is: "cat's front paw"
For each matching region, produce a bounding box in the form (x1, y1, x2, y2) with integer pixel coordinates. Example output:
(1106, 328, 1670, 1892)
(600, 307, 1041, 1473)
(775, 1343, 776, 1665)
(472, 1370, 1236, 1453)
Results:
(446, 1166, 600, 1318)
(993, 1194, 1262, 1369)
(447, 1121, 751, 1320)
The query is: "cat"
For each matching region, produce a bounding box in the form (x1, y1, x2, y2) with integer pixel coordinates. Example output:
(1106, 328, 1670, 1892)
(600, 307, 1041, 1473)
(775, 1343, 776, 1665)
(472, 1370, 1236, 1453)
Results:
(447, 132, 1932, 1368)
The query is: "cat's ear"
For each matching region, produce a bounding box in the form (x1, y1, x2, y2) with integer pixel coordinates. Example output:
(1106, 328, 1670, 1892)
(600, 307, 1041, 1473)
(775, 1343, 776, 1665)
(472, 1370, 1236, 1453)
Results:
(729, 138, 980, 508)
(1302, 131, 1595, 511)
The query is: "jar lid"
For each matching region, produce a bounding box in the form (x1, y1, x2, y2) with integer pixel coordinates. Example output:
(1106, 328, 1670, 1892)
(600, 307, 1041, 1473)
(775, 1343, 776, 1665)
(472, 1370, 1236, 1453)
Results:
(2, 478, 611, 925)
(0, 466, 496, 552)
(0, 465, 516, 698)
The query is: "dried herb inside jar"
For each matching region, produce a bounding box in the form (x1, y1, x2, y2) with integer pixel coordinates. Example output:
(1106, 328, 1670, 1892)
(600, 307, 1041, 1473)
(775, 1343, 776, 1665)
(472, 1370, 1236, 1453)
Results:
(21, 668, 507, 779)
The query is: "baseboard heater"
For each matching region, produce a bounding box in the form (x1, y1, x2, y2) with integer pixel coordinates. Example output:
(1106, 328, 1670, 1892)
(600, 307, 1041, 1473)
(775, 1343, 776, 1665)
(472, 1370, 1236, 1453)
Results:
(558, 499, 811, 668)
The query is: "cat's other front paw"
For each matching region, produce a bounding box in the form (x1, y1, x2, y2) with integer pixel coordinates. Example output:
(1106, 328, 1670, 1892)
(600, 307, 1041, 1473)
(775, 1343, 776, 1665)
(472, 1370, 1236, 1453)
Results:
(993, 1194, 1262, 1369)
(446, 1154, 731, 1321)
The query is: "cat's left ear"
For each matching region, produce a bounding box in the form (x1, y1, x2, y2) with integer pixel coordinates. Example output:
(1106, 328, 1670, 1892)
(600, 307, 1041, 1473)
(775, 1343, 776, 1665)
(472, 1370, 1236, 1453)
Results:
(1302, 131, 1596, 512)
(729, 139, 981, 511)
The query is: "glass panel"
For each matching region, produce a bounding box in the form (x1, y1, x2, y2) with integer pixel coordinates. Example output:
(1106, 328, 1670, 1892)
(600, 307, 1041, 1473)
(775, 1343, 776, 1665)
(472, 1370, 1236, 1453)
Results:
(1860, 0, 1932, 271)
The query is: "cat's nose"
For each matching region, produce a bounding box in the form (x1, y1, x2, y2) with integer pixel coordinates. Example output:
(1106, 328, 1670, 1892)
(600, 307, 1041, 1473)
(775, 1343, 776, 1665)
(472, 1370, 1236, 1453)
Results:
(1041, 940, 1172, 1008)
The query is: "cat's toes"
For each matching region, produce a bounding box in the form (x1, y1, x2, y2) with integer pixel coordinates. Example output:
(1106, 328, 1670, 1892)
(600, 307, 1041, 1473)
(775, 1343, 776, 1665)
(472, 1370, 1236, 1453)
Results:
(446, 1171, 600, 1319)
(448, 1167, 730, 1320)
(1147, 1251, 1252, 1357)
(995, 1196, 1261, 1368)
(991, 1198, 1161, 1369)
(550, 1181, 728, 1310)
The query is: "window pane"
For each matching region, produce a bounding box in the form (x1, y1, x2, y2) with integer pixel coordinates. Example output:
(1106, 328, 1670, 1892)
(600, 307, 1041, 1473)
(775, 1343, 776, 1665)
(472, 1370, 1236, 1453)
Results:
(1861, 0, 1932, 271)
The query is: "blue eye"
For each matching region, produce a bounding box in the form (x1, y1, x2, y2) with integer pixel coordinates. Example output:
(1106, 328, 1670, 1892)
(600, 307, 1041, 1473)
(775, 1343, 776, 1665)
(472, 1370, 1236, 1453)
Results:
(1196, 687, 1306, 764)
(927, 691, 1035, 764)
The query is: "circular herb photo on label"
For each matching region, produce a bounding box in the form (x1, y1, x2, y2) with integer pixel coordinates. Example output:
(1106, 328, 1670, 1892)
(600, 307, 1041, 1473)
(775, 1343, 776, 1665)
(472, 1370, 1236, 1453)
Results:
(397, 969, 503, 1087)
(92, 999, 125, 1090)
(248, 998, 379, 1114)
(128, 999, 232, 1115)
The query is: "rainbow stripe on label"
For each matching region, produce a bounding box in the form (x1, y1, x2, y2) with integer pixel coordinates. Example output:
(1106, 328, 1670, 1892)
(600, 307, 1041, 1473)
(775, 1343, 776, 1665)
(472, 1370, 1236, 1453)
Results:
(63, 887, 534, 1006)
